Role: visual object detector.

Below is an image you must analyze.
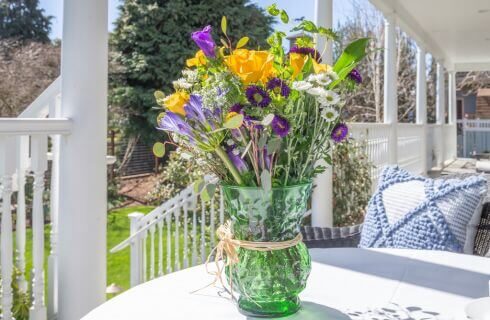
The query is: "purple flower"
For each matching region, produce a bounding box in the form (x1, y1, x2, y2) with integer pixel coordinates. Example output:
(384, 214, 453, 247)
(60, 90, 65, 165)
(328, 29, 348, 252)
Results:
(349, 69, 362, 84)
(229, 103, 244, 114)
(266, 78, 291, 98)
(226, 146, 248, 173)
(331, 123, 348, 143)
(271, 115, 290, 138)
(184, 95, 206, 124)
(191, 25, 216, 58)
(289, 45, 322, 63)
(245, 86, 271, 108)
(158, 112, 194, 141)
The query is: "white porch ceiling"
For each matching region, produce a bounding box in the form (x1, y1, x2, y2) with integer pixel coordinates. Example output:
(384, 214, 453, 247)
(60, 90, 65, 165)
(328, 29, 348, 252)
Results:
(369, 0, 490, 71)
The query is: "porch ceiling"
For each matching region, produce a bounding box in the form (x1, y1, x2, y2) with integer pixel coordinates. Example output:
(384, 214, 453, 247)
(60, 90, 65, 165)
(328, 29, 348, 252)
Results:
(369, 0, 490, 71)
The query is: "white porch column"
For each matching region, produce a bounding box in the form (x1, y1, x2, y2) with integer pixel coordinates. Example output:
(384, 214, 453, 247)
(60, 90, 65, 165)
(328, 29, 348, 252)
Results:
(416, 46, 428, 174)
(312, 0, 333, 227)
(384, 14, 398, 164)
(447, 70, 458, 159)
(58, 0, 108, 319)
(436, 61, 446, 167)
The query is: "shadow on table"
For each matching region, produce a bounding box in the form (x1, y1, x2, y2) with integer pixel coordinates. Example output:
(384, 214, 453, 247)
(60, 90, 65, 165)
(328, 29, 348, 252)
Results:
(246, 301, 350, 320)
(311, 248, 490, 299)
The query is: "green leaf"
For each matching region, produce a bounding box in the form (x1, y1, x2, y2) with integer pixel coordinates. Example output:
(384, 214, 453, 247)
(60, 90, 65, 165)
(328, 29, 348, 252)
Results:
(266, 138, 281, 154)
(201, 183, 217, 202)
(193, 178, 205, 194)
(224, 113, 244, 129)
(330, 38, 370, 89)
(154, 90, 166, 105)
(262, 114, 275, 126)
(280, 10, 289, 23)
(152, 142, 165, 158)
(221, 16, 227, 35)
(236, 36, 249, 49)
(266, 4, 280, 16)
(291, 20, 317, 33)
(260, 170, 271, 192)
(258, 135, 268, 149)
(318, 27, 338, 41)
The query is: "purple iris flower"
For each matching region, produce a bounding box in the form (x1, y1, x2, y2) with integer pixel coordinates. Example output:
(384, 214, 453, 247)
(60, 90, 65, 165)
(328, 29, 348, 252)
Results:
(349, 69, 362, 84)
(184, 95, 206, 124)
(226, 146, 248, 173)
(158, 112, 194, 141)
(266, 77, 291, 98)
(289, 45, 322, 63)
(271, 115, 290, 138)
(331, 123, 348, 143)
(191, 25, 216, 58)
(245, 86, 271, 108)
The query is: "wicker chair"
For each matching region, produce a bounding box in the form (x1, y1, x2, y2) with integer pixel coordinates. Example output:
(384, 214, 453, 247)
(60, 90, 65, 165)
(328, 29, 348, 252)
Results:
(301, 174, 490, 257)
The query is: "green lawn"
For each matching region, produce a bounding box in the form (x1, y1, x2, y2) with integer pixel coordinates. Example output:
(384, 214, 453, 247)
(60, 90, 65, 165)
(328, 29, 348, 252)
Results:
(20, 205, 209, 300)
(106, 206, 154, 292)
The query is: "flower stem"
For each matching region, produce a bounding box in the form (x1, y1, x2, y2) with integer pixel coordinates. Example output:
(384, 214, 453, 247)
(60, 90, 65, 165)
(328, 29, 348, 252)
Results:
(215, 146, 244, 185)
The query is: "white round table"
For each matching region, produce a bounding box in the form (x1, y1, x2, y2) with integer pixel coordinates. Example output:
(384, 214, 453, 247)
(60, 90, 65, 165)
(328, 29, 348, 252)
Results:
(83, 248, 490, 319)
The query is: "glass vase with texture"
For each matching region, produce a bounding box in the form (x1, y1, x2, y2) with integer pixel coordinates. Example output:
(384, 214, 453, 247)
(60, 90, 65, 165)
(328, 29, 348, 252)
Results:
(221, 183, 312, 318)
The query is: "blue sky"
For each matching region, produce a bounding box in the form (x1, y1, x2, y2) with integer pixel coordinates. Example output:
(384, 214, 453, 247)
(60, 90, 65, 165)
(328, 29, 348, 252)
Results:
(39, 0, 359, 40)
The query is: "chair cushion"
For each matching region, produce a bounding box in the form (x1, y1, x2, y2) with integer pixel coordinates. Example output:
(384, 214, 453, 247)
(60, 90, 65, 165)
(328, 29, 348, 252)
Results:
(359, 166, 487, 253)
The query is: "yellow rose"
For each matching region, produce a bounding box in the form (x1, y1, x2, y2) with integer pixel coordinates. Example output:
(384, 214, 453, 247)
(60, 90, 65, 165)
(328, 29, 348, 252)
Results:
(163, 91, 189, 116)
(289, 52, 332, 78)
(225, 49, 274, 84)
(289, 52, 308, 79)
(186, 50, 207, 68)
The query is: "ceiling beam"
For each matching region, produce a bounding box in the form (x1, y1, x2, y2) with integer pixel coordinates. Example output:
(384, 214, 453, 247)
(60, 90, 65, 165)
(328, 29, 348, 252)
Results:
(368, 0, 452, 67)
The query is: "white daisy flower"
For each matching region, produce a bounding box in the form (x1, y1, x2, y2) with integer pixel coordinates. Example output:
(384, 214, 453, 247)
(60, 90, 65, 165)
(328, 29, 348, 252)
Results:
(307, 73, 332, 86)
(226, 139, 235, 146)
(326, 70, 339, 82)
(173, 78, 192, 90)
(318, 90, 340, 106)
(321, 107, 339, 122)
(292, 81, 313, 91)
(307, 87, 328, 97)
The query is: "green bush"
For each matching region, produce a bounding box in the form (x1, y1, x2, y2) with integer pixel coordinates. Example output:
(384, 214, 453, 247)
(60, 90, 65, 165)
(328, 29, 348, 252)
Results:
(333, 137, 373, 226)
(0, 268, 30, 320)
(146, 149, 206, 204)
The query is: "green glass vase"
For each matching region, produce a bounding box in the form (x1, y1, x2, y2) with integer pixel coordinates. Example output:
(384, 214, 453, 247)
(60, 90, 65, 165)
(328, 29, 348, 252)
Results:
(221, 183, 312, 318)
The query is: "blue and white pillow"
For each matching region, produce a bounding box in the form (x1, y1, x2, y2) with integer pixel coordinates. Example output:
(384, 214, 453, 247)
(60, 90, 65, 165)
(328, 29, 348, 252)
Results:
(360, 166, 487, 253)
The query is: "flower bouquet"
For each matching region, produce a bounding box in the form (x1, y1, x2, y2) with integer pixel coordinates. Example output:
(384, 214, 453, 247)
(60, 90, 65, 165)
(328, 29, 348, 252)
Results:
(154, 4, 368, 317)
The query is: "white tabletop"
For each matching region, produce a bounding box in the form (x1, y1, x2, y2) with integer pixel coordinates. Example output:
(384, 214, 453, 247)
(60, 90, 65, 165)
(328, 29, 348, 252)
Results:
(83, 248, 490, 320)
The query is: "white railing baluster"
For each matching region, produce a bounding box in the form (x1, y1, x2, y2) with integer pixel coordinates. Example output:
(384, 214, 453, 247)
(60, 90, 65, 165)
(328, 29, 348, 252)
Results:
(15, 136, 28, 293)
(166, 214, 172, 274)
(183, 201, 189, 269)
(0, 137, 16, 320)
(149, 224, 156, 280)
(192, 196, 198, 267)
(48, 94, 61, 319)
(142, 231, 148, 283)
(174, 208, 180, 271)
(129, 212, 144, 287)
(30, 135, 48, 320)
(157, 220, 164, 276)
(201, 197, 206, 263)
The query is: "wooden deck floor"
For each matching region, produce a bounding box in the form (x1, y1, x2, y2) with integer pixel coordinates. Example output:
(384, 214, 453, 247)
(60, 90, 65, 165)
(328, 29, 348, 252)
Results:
(429, 158, 478, 178)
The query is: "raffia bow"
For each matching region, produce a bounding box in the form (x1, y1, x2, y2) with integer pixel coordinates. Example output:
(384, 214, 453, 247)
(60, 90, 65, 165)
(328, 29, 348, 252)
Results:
(193, 220, 303, 301)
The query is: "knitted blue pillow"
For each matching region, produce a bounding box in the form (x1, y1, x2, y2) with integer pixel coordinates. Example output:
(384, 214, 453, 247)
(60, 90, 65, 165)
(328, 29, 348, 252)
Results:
(360, 166, 487, 253)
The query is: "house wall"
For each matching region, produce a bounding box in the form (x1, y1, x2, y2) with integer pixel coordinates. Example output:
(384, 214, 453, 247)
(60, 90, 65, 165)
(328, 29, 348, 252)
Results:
(457, 92, 477, 117)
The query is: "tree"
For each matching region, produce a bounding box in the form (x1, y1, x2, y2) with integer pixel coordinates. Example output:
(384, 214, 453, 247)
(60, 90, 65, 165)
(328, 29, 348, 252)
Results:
(110, 0, 274, 143)
(0, 39, 60, 116)
(0, 0, 52, 43)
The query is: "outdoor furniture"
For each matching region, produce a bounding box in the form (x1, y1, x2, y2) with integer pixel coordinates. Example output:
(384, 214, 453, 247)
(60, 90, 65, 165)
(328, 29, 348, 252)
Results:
(302, 202, 490, 256)
(301, 173, 490, 257)
(82, 248, 490, 319)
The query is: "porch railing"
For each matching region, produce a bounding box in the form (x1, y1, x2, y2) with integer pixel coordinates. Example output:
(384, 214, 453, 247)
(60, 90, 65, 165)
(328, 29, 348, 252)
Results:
(0, 78, 63, 320)
(113, 121, 457, 289)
